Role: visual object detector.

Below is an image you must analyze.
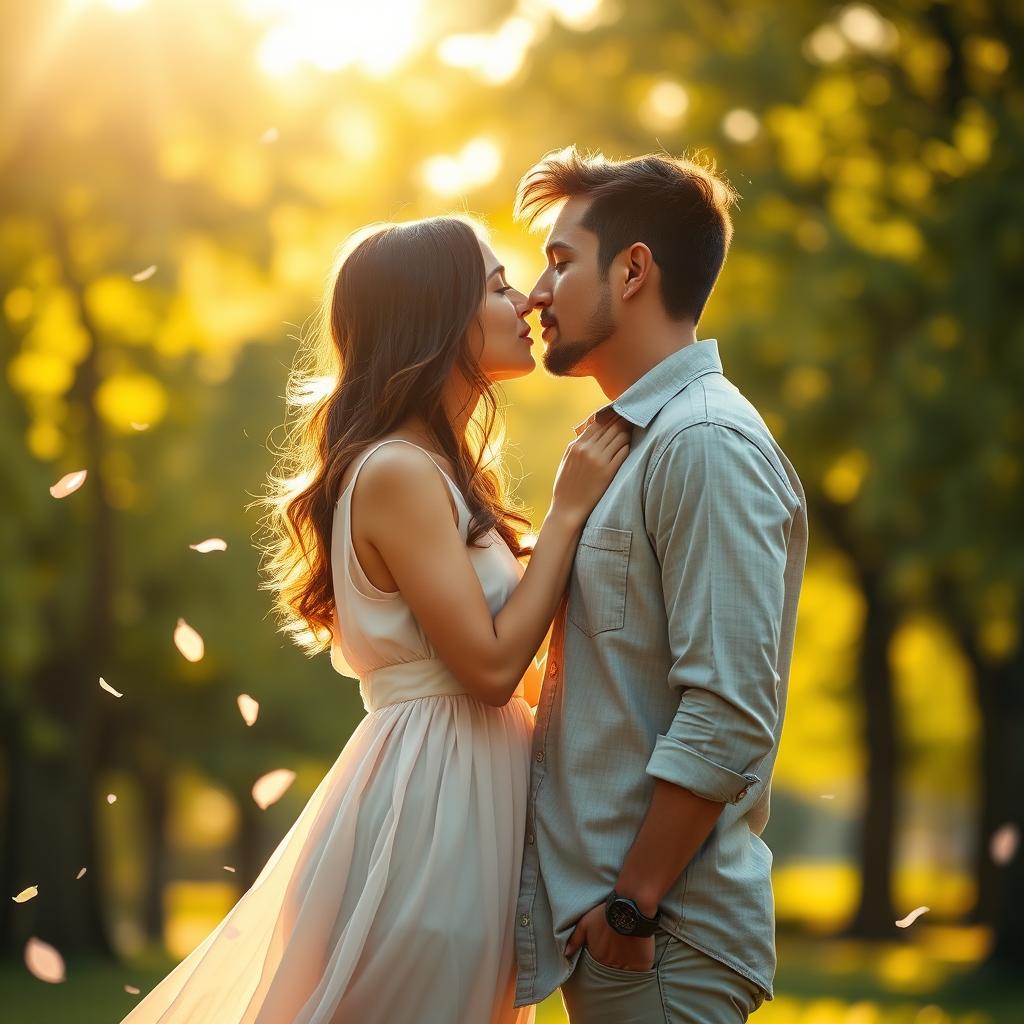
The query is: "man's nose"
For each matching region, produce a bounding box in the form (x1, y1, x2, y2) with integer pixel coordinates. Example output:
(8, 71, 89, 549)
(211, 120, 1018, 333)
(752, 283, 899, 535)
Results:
(528, 279, 551, 310)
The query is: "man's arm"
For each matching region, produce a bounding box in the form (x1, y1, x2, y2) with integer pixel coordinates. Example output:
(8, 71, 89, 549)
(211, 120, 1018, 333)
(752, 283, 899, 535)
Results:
(622, 422, 794, 895)
(567, 422, 795, 966)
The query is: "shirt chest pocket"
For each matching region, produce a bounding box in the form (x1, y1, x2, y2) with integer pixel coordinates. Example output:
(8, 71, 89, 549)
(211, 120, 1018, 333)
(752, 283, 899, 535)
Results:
(568, 526, 632, 637)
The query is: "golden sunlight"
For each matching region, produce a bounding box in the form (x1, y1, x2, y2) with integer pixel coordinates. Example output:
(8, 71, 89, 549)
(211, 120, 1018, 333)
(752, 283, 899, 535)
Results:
(238, 0, 426, 78)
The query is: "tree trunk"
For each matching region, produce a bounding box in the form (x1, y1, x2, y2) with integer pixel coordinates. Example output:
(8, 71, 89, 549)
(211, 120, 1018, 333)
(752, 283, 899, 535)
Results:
(234, 789, 265, 889)
(139, 769, 170, 944)
(0, 218, 121, 955)
(0, 708, 30, 955)
(963, 629, 1024, 970)
(845, 565, 900, 938)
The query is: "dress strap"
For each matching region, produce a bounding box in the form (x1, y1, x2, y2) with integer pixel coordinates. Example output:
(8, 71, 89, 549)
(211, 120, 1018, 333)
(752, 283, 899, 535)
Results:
(336, 439, 468, 600)
(339, 438, 465, 511)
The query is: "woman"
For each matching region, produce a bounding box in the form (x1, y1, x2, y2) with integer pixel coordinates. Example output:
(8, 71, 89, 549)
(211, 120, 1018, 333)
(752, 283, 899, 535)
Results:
(121, 216, 630, 1024)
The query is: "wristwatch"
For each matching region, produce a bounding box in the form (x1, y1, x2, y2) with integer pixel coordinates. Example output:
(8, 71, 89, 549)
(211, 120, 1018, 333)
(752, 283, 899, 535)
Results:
(604, 891, 661, 937)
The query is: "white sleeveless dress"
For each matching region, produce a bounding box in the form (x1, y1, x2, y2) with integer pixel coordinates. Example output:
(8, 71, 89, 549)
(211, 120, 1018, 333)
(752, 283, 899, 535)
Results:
(121, 440, 536, 1024)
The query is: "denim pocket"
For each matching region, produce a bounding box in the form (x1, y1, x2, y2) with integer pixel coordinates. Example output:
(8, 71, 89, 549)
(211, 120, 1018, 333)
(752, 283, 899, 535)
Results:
(568, 526, 632, 636)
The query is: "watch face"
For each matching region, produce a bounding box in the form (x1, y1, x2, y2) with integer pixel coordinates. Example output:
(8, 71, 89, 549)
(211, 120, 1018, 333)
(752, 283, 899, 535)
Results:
(607, 900, 638, 935)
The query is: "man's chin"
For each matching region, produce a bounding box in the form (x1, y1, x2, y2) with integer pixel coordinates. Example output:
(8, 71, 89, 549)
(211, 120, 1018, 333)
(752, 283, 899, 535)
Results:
(542, 340, 590, 377)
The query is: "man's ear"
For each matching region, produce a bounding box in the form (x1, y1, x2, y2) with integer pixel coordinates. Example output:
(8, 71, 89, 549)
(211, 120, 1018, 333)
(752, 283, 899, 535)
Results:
(622, 243, 654, 301)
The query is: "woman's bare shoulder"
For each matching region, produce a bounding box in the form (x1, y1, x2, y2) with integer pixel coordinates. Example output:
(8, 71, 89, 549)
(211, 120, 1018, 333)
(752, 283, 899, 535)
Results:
(350, 439, 457, 526)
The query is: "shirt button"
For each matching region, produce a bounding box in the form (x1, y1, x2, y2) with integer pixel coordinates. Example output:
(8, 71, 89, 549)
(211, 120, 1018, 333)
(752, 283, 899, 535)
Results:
(520, 914, 530, 927)
(527, 833, 535, 845)
(535, 751, 545, 763)
(548, 662, 558, 678)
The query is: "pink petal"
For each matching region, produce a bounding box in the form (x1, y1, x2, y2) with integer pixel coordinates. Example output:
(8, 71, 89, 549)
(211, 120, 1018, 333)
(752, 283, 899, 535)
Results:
(189, 538, 227, 553)
(895, 906, 930, 929)
(131, 265, 157, 282)
(106, 793, 117, 804)
(124, 984, 140, 995)
(13, 885, 38, 903)
(991, 823, 1020, 865)
(25, 937, 65, 983)
(76, 868, 87, 879)
(237, 694, 259, 726)
(224, 924, 241, 939)
(130, 421, 150, 431)
(819, 793, 836, 800)
(260, 127, 279, 144)
(49, 470, 87, 499)
(251, 768, 296, 810)
(99, 676, 123, 698)
(174, 618, 205, 662)
(223, 865, 236, 873)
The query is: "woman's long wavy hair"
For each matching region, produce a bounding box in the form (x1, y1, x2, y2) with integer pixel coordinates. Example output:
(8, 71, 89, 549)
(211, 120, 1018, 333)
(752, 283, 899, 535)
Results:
(260, 216, 532, 653)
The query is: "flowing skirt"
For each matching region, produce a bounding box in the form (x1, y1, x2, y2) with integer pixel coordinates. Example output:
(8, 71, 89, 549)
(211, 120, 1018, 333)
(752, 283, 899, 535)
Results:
(122, 694, 536, 1024)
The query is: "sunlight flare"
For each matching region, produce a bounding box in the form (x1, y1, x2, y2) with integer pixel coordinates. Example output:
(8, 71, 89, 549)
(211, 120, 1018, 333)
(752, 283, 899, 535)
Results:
(241, 0, 425, 78)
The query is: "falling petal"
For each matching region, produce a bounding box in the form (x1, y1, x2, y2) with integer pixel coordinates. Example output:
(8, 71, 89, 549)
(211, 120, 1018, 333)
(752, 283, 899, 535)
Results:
(224, 924, 241, 939)
(819, 793, 836, 800)
(106, 793, 117, 804)
(131, 265, 157, 282)
(260, 127, 279, 144)
(25, 937, 65, 983)
(991, 823, 1020, 865)
(895, 906, 930, 929)
(75, 868, 87, 880)
(174, 618, 205, 662)
(251, 768, 296, 810)
(13, 885, 38, 903)
(49, 470, 87, 499)
(237, 694, 259, 726)
(189, 538, 227, 554)
(99, 677, 123, 698)
(130, 421, 150, 431)
(223, 865, 236, 873)
(124, 984, 140, 995)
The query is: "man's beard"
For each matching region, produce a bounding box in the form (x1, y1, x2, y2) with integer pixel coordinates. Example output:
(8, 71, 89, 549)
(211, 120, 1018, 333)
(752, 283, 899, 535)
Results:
(542, 284, 616, 377)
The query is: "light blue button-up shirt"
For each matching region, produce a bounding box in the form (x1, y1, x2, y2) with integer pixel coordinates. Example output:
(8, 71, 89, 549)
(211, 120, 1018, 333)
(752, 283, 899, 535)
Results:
(514, 339, 807, 1005)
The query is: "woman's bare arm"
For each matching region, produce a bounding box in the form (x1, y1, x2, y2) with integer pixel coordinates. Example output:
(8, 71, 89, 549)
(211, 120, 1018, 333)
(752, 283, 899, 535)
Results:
(355, 422, 629, 706)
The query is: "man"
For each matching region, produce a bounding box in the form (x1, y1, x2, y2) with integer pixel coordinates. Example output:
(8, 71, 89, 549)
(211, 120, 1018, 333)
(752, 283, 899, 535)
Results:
(512, 147, 808, 1023)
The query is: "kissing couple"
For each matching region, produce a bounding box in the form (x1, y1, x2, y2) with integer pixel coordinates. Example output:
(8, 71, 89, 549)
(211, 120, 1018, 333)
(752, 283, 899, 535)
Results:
(120, 146, 807, 1024)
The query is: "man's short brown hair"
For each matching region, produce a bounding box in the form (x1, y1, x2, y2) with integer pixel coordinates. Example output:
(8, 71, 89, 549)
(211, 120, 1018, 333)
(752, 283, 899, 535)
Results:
(515, 146, 738, 323)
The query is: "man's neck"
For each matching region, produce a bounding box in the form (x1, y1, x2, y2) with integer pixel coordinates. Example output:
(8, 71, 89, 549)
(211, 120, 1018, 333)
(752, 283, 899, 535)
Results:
(592, 320, 699, 402)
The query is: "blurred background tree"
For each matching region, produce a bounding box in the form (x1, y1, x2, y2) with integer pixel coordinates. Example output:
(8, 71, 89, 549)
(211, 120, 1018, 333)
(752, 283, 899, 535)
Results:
(1, 0, 1021, 1020)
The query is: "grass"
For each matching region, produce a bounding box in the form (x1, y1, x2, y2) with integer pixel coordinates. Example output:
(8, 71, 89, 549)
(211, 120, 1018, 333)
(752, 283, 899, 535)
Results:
(2, 933, 1022, 1024)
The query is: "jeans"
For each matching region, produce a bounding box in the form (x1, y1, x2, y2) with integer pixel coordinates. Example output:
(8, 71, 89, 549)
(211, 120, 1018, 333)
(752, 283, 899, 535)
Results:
(561, 929, 766, 1024)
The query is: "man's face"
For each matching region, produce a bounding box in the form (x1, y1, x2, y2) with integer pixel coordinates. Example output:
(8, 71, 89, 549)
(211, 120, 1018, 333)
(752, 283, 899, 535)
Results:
(528, 196, 617, 377)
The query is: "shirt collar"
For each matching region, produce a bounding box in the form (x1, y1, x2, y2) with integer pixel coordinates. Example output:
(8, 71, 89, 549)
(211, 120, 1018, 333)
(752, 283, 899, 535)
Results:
(573, 339, 723, 435)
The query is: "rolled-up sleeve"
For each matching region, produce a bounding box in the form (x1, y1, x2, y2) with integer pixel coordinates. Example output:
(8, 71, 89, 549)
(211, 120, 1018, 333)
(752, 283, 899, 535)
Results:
(643, 422, 795, 804)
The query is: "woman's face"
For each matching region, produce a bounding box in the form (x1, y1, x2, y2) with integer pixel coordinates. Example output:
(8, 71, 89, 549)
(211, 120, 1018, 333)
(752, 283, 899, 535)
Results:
(470, 239, 535, 382)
